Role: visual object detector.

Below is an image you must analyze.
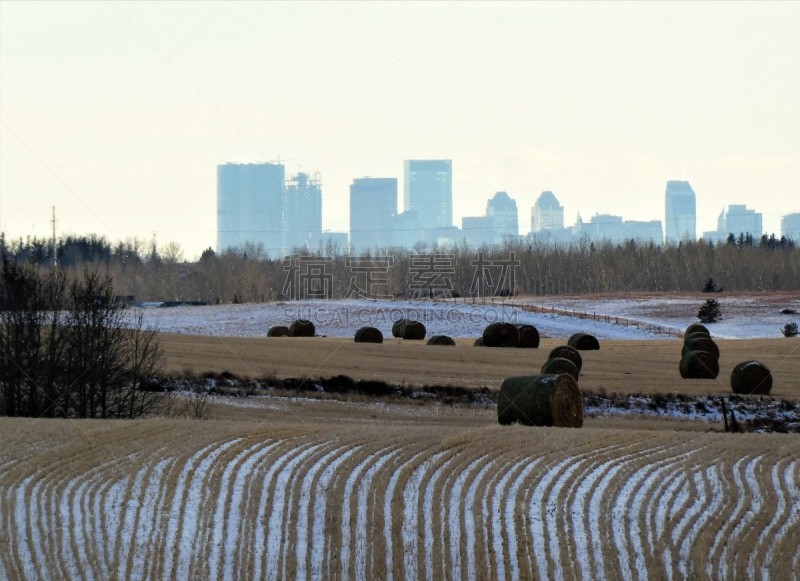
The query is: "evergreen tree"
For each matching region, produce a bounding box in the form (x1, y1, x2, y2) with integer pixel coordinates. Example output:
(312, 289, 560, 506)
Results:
(697, 298, 722, 323)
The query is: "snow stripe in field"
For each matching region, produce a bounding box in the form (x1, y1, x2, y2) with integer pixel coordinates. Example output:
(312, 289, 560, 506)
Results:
(163, 438, 240, 579)
(252, 440, 317, 581)
(265, 443, 324, 578)
(464, 458, 496, 581)
(504, 458, 540, 581)
(666, 467, 706, 576)
(446, 456, 485, 580)
(752, 460, 790, 579)
(489, 457, 519, 581)
(402, 451, 445, 580)
(279, 442, 339, 578)
(707, 455, 757, 579)
(292, 445, 346, 578)
(422, 453, 455, 581)
(762, 460, 799, 580)
(308, 445, 360, 578)
(720, 455, 763, 577)
(339, 447, 390, 578)
(228, 440, 287, 581)
(205, 439, 278, 580)
(384, 451, 423, 581)
(528, 456, 572, 580)
(115, 458, 151, 579)
(354, 448, 398, 580)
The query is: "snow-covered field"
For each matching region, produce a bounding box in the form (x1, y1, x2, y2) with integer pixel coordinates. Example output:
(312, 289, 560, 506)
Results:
(127, 294, 800, 340)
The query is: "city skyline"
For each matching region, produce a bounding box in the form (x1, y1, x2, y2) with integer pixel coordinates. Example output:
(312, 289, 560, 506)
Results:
(217, 160, 793, 257)
(2, 2, 798, 258)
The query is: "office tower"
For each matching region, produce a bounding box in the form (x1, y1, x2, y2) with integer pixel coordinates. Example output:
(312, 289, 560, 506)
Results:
(782, 212, 800, 242)
(664, 180, 696, 243)
(403, 160, 452, 229)
(350, 177, 398, 251)
(716, 204, 763, 239)
(486, 191, 518, 240)
(530, 191, 565, 232)
(284, 172, 322, 251)
(217, 162, 285, 255)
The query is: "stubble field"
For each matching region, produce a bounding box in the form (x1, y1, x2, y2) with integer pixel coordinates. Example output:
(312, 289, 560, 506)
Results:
(2, 315, 800, 579)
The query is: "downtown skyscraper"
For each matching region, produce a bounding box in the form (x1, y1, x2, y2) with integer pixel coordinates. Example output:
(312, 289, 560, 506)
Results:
(403, 160, 453, 230)
(664, 180, 696, 243)
(217, 162, 285, 254)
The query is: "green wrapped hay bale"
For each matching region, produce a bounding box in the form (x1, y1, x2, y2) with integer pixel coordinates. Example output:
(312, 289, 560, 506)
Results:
(392, 319, 426, 340)
(267, 325, 289, 337)
(427, 334, 456, 346)
(516, 324, 540, 349)
(568, 332, 600, 351)
(474, 337, 484, 347)
(681, 337, 719, 360)
(541, 357, 580, 382)
(354, 326, 383, 344)
(731, 360, 772, 395)
(497, 374, 583, 428)
(288, 319, 315, 337)
(548, 345, 583, 373)
(482, 322, 520, 347)
(685, 323, 711, 338)
(679, 350, 720, 379)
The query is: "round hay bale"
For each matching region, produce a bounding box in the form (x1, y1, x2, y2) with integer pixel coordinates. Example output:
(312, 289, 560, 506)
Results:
(731, 360, 772, 395)
(540, 357, 580, 381)
(482, 322, 520, 347)
(354, 326, 383, 344)
(267, 325, 289, 337)
(474, 337, 484, 347)
(684, 331, 712, 343)
(681, 337, 719, 360)
(679, 350, 720, 379)
(568, 332, 600, 351)
(497, 374, 583, 428)
(685, 323, 711, 337)
(548, 345, 583, 373)
(391, 318, 408, 338)
(392, 319, 426, 340)
(427, 334, 455, 346)
(288, 319, 315, 337)
(516, 324, 540, 349)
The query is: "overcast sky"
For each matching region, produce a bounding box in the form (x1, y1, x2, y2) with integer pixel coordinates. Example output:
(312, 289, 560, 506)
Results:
(1, 1, 798, 258)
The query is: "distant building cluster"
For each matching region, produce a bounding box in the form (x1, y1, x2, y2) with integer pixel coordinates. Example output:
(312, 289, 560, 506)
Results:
(216, 161, 798, 256)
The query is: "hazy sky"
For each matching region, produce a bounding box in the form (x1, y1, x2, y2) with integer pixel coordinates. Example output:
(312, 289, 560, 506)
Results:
(1, 1, 798, 258)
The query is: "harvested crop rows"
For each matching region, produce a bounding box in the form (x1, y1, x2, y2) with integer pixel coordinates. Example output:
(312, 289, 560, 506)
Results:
(1, 418, 798, 580)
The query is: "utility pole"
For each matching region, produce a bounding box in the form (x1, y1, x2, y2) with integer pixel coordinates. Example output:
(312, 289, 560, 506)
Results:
(51, 206, 58, 270)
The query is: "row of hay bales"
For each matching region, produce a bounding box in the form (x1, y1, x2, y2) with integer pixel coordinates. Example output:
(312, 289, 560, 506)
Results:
(679, 323, 773, 394)
(267, 319, 316, 338)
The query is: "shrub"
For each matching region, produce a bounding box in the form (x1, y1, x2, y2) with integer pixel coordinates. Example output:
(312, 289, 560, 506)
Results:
(782, 322, 798, 337)
(697, 298, 721, 323)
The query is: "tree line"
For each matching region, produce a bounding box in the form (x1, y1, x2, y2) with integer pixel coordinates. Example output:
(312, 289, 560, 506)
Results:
(1, 232, 798, 303)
